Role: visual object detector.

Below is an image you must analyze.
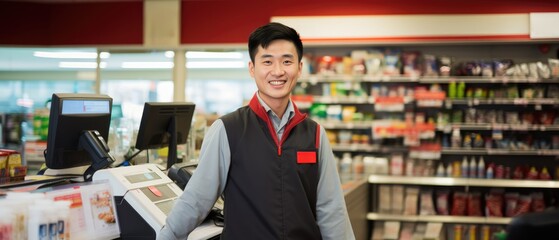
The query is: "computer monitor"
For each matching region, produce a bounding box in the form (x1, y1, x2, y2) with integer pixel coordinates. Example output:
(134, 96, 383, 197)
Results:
(44, 93, 116, 180)
(135, 102, 195, 170)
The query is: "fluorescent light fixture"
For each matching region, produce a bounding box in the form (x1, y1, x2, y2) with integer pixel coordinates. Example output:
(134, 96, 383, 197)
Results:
(186, 61, 246, 69)
(34, 51, 110, 59)
(121, 62, 174, 69)
(165, 51, 175, 58)
(99, 52, 110, 58)
(186, 51, 243, 59)
(59, 62, 106, 69)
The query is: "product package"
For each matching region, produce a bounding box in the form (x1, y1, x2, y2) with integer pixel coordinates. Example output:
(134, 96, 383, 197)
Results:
(399, 222, 415, 240)
(382, 221, 401, 240)
(392, 185, 405, 214)
(419, 190, 436, 215)
(505, 192, 519, 217)
(531, 192, 546, 212)
(403, 187, 420, 215)
(378, 185, 392, 213)
(436, 190, 450, 215)
(423, 54, 439, 77)
(549, 58, 559, 78)
(383, 49, 401, 76)
(467, 192, 483, 216)
(451, 192, 467, 216)
(485, 189, 505, 217)
(401, 51, 422, 77)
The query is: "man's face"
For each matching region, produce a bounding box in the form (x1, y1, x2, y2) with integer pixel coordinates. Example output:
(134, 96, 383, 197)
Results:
(249, 39, 302, 104)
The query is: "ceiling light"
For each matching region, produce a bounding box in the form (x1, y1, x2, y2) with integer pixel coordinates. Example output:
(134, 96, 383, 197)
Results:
(186, 61, 246, 69)
(99, 52, 110, 58)
(121, 62, 174, 69)
(165, 51, 175, 58)
(186, 51, 243, 59)
(59, 62, 106, 69)
(34, 51, 110, 59)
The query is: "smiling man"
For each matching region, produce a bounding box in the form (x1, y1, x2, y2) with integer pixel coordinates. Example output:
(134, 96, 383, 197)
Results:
(158, 22, 355, 240)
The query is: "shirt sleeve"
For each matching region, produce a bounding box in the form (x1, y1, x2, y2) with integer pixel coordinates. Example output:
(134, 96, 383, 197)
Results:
(157, 119, 230, 240)
(315, 125, 356, 240)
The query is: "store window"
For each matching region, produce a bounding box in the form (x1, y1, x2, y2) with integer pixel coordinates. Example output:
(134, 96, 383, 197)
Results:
(99, 50, 173, 125)
(184, 50, 254, 116)
(186, 79, 255, 116)
(0, 47, 99, 150)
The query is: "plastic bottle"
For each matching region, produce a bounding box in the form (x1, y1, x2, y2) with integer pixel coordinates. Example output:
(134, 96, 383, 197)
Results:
(461, 156, 469, 178)
(457, 82, 466, 98)
(352, 155, 364, 176)
(446, 163, 453, 177)
(436, 163, 445, 177)
(340, 153, 353, 175)
(448, 81, 457, 99)
(469, 156, 477, 178)
(486, 164, 494, 179)
(451, 128, 461, 148)
(405, 158, 415, 176)
(477, 157, 485, 178)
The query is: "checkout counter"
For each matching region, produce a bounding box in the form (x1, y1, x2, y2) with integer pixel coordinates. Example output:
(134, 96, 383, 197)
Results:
(0, 164, 222, 240)
(341, 174, 370, 240)
(3, 166, 368, 240)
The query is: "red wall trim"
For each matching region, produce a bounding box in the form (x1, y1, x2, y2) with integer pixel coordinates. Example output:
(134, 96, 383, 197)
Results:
(302, 35, 535, 44)
(0, 2, 50, 45)
(0, 1, 143, 46)
(1, 0, 559, 46)
(49, 2, 143, 45)
(180, 0, 559, 45)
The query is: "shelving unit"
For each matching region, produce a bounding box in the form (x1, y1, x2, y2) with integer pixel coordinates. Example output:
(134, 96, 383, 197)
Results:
(368, 175, 559, 188)
(295, 43, 559, 239)
(366, 213, 511, 225)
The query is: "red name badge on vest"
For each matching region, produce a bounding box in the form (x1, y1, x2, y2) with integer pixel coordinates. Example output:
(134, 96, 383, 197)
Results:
(297, 151, 317, 164)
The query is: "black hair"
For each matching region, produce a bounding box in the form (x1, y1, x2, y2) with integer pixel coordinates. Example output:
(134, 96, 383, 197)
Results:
(248, 22, 303, 63)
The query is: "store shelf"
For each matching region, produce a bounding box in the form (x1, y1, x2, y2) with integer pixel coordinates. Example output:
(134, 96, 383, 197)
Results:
(299, 74, 361, 83)
(368, 174, 559, 188)
(420, 76, 559, 84)
(299, 75, 559, 84)
(331, 144, 409, 153)
(436, 123, 559, 132)
(362, 75, 420, 83)
(440, 148, 559, 156)
(366, 213, 511, 225)
(318, 120, 373, 129)
(448, 98, 559, 106)
(310, 95, 374, 104)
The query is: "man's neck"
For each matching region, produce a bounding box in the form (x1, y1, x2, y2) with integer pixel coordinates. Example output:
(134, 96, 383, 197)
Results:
(259, 93, 290, 119)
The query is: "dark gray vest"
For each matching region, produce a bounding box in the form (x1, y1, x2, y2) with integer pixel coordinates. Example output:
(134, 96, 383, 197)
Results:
(220, 102, 322, 240)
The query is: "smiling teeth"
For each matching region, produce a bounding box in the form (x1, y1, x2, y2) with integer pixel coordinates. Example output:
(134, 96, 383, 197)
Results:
(270, 81, 285, 85)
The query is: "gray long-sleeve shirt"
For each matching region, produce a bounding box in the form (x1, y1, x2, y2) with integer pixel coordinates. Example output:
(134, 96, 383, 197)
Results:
(158, 94, 355, 240)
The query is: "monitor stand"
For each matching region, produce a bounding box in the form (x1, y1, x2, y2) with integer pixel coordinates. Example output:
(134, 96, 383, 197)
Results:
(43, 165, 91, 180)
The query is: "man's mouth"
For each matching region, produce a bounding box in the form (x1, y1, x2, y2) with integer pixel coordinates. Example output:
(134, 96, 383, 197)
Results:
(269, 80, 286, 86)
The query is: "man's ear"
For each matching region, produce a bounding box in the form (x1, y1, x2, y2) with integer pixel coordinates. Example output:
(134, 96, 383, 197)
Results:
(249, 61, 255, 78)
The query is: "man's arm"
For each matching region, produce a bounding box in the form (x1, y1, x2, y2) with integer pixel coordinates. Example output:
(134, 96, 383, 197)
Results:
(157, 119, 230, 240)
(315, 125, 356, 240)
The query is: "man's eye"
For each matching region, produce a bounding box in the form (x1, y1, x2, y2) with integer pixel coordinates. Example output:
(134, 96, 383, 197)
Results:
(263, 61, 272, 65)
(283, 60, 293, 65)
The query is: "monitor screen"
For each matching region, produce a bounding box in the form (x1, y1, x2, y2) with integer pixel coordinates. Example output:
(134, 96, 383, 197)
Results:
(45, 93, 113, 170)
(135, 102, 195, 169)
